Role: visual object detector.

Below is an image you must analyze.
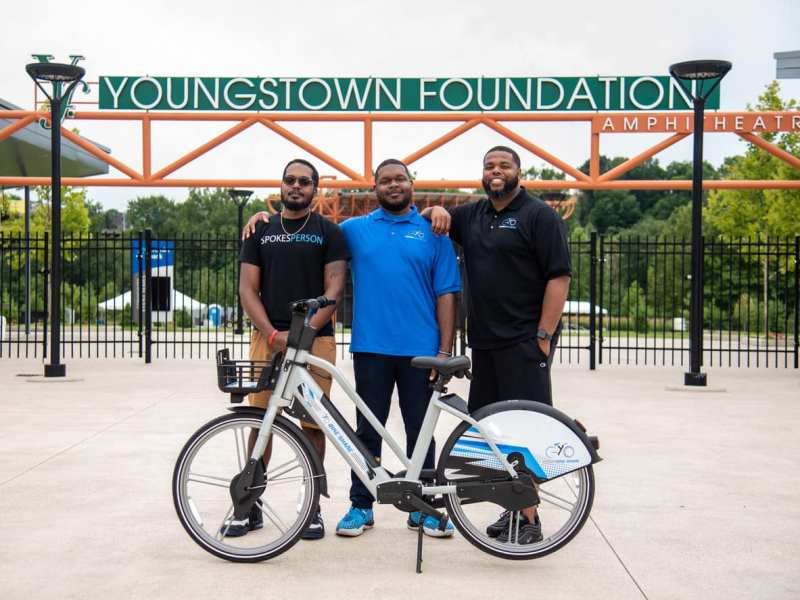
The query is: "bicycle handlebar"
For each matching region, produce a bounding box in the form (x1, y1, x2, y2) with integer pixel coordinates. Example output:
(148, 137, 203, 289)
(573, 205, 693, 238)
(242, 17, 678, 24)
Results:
(291, 296, 337, 312)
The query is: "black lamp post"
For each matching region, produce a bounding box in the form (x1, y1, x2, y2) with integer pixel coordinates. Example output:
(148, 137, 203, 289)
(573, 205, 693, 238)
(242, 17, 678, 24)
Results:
(669, 59, 731, 387)
(229, 189, 253, 335)
(26, 62, 85, 377)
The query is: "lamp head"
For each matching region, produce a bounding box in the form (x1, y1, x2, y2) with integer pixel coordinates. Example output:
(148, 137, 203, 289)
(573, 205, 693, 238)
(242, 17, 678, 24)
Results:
(25, 62, 85, 83)
(669, 60, 731, 81)
(229, 189, 254, 205)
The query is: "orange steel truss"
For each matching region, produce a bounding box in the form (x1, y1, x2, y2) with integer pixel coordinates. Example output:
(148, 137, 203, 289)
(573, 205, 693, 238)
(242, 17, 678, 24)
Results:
(1, 109, 799, 191)
(263, 191, 578, 223)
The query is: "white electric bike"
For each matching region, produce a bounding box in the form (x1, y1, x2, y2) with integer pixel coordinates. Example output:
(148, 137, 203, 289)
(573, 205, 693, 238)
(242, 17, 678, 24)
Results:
(173, 297, 601, 571)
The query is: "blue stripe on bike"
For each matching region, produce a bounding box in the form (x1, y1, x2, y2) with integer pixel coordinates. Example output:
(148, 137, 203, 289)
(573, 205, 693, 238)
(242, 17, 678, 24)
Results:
(453, 438, 547, 479)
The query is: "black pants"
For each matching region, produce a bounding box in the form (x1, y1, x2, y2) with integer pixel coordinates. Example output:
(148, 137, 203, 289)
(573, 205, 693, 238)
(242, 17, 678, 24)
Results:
(350, 353, 435, 509)
(467, 330, 560, 413)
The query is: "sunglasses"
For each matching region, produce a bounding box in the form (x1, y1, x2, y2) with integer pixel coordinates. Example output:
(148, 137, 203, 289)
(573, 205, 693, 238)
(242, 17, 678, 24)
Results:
(283, 175, 314, 187)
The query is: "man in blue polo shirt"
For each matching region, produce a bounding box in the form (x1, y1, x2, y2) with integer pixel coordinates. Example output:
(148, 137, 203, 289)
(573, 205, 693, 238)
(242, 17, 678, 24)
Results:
(336, 159, 460, 538)
(241, 159, 461, 538)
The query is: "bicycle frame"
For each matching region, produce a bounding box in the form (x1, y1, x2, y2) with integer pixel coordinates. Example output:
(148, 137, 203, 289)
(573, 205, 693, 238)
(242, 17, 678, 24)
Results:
(248, 343, 518, 500)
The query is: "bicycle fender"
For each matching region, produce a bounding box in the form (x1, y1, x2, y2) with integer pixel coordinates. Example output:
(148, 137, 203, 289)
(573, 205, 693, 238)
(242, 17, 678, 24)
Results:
(227, 406, 329, 498)
(445, 400, 601, 483)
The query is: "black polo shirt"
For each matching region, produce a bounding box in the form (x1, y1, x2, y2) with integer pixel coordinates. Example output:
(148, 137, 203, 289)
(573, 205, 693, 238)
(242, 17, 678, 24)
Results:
(449, 189, 571, 349)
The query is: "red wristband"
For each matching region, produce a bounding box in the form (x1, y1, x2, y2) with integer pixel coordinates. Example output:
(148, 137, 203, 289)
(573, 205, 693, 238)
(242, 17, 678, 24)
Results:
(267, 330, 278, 348)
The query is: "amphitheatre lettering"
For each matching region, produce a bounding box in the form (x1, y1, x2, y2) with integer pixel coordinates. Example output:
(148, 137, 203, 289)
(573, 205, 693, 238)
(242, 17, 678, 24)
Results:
(596, 113, 800, 133)
(98, 76, 720, 112)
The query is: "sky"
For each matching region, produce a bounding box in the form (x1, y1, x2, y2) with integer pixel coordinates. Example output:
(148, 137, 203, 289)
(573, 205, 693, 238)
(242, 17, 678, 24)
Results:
(1, 0, 799, 211)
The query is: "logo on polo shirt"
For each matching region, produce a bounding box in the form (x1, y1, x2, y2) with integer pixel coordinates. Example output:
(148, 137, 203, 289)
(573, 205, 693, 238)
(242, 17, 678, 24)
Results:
(498, 217, 518, 230)
(404, 230, 425, 241)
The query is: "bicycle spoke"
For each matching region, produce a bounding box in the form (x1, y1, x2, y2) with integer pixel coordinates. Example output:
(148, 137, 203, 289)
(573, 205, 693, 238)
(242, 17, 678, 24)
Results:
(188, 472, 232, 489)
(215, 505, 235, 541)
(539, 488, 577, 512)
(266, 473, 319, 487)
(267, 458, 301, 480)
(256, 500, 288, 534)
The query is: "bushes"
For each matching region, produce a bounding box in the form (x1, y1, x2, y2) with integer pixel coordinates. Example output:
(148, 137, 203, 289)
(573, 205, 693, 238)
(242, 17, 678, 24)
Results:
(174, 309, 193, 329)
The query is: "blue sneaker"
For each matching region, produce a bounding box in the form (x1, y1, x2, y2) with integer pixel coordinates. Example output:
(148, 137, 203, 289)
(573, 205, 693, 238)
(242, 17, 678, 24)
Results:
(336, 506, 374, 537)
(407, 511, 455, 538)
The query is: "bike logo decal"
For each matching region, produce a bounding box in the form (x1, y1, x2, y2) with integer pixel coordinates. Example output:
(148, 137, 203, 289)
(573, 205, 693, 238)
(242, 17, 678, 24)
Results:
(545, 442, 575, 459)
(404, 230, 425, 241)
(498, 217, 518, 230)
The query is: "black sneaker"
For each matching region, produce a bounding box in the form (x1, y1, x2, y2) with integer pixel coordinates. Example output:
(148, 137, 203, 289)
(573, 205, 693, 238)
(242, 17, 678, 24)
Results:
(486, 510, 513, 538)
(497, 515, 543, 544)
(301, 509, 325, 540)
(220, 503, 264, 538)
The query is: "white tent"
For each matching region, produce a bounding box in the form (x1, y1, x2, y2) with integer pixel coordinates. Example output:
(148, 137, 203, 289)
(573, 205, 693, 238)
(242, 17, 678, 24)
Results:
(563, 300, 608, 316)
(97, 289, 208, 323)
(172, 290, 207, 316)
(97, 290, 131, 311)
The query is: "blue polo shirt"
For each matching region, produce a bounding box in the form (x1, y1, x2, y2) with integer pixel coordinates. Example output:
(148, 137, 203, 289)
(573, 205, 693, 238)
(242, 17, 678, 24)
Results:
(340, 206, 461, 357)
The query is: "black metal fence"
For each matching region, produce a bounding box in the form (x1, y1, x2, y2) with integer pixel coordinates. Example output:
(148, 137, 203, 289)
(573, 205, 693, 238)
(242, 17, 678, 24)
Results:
(1, 231, 797, 368)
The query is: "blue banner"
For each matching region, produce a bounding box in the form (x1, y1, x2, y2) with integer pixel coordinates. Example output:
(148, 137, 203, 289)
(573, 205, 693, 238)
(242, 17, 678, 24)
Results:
(132, 240, 175, 274)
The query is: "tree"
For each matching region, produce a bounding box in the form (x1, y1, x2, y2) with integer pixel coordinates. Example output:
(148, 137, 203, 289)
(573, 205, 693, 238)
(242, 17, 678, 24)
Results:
(587, 190, 641, 234)
(624, 281, 649, 332)
(31, 186, 90, 239)
(86, 198, 106, 234)
(176, 188, 242, 239)
(126, 195, 179, 238)
(705, 81, 799, 242)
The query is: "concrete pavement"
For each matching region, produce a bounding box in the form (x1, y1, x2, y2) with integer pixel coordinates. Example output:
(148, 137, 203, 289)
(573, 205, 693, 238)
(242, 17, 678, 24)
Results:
(1, 357, 798, 600)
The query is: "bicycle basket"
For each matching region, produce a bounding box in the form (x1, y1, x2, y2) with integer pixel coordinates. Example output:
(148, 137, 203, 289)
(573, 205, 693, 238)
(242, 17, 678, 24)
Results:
(216, 348, 282, 402)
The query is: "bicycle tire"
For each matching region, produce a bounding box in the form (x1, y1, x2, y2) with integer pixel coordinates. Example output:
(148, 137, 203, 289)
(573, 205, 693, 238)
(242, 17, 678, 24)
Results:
(173, 412, 321, 562)
(437, 401, 595, 560)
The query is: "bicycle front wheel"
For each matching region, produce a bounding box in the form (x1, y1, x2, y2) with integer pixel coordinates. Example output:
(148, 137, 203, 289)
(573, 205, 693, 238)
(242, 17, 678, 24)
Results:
(173, 412, 321, 562)
(438, 402, 596, 560)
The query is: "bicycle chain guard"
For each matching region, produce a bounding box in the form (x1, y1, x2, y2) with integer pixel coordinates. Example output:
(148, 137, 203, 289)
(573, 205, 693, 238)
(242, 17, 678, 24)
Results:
(229, 458, 266, 520)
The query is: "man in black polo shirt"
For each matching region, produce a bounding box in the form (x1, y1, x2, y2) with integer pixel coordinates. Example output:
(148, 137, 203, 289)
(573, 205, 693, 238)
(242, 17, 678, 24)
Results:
(236, 158, 350, 540)
(422, 145, 571, 544)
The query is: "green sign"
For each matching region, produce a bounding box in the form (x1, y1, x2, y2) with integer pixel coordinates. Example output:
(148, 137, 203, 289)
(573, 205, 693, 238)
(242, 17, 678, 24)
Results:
(99, 76, 719, 112)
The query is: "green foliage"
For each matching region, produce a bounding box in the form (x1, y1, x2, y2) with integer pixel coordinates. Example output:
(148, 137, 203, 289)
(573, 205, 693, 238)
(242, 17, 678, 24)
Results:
(124, 189, 268, 240)
(575, 156, 718, 233)
(174, 309, 193, 328)
(624, 281, 649, 332)
(705, 81, 800, 246)
(587, 190, 641, 234)
(126, 195, 179, 238)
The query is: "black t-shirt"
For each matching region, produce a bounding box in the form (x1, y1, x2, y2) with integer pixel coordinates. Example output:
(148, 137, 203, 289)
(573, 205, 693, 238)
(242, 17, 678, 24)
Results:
(239, 212, 350, 336)
(449, 189, 571, 349)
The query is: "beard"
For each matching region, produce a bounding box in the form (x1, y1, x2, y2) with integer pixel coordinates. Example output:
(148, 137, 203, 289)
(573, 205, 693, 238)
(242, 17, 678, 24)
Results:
(281, 191, 313, 212)
(377, 189, 412, 212)
(482, 175, 519, 200)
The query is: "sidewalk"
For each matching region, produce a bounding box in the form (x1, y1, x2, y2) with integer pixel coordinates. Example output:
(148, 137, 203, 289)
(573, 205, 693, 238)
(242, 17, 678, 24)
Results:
(1, 357, 798, 600)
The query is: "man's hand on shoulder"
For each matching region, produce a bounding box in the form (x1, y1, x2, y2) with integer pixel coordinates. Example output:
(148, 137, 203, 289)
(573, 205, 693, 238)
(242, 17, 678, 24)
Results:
(420, 205, 451, 235)
(242, 211, 270, 240)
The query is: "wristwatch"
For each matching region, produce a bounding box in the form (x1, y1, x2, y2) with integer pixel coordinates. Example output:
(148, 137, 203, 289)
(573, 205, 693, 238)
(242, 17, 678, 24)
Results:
(536, 328, 553, 341)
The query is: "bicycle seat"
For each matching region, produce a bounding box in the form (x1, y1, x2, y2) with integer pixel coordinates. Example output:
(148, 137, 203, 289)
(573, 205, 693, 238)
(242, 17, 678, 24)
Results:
(411, 355, 471, 377)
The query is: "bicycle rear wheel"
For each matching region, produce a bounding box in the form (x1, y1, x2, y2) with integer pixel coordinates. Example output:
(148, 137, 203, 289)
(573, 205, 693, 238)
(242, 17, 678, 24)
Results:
(437, 401, 595, 560)
(173, 412, 321, 562)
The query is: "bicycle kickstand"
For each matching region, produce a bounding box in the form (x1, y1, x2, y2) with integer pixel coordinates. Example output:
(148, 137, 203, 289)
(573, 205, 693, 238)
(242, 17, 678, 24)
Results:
(416, 520, 424, 574)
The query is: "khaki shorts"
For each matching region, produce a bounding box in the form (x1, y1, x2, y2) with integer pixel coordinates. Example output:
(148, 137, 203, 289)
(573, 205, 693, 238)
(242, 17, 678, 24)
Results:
(248, 329, 336, 429)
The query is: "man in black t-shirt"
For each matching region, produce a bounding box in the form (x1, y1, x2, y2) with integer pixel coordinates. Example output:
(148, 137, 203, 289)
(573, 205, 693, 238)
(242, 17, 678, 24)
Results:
(235, 159, 350, 541)
(422, 146, 572, 545)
